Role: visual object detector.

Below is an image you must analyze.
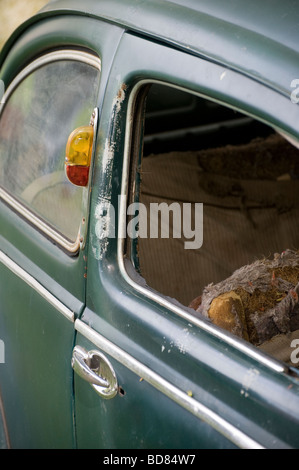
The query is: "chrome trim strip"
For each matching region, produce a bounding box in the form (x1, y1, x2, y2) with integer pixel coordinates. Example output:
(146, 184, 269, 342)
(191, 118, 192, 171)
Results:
(117, 79, 287, 375)
(75, 319, 264, 449)
(0, 250, 75, 322)
(78, 107, 99, 251)
(0, 50, 101, 254)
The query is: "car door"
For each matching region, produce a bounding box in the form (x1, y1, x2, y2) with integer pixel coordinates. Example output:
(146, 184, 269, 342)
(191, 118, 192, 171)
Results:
(73, 30, 299, 450)
(72, 33, 299, 449)
(0, 49, 101, 448)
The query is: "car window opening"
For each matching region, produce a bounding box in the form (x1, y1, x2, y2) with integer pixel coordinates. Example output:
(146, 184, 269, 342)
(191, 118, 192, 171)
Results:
(130, 83, 299, 369)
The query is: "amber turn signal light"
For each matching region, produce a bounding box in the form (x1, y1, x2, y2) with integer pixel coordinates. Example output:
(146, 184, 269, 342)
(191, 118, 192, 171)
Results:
(65, 125, 94, 186)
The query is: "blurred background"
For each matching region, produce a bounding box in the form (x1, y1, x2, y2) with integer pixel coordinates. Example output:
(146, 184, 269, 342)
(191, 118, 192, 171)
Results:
(0, 0, 48, 50)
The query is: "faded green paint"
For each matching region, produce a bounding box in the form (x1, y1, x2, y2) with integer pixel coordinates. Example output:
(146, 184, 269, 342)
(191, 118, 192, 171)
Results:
(19, 0, 299, 96)
(0, 0, 299, 449)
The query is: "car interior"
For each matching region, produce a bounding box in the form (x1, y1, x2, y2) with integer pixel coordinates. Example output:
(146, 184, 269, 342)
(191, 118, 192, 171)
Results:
(129, 83, 299, 367)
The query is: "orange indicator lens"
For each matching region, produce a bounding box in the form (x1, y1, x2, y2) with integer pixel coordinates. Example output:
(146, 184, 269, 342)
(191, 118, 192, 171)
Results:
(65, 125, 94, 186)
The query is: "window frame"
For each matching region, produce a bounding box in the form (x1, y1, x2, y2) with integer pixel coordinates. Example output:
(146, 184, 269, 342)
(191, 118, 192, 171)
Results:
(118, 77, 299, 376)
(0, 49, 101, 254)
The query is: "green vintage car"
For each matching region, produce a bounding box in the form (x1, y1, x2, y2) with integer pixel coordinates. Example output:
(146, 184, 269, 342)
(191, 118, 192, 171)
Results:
(1, 0, 299, 450)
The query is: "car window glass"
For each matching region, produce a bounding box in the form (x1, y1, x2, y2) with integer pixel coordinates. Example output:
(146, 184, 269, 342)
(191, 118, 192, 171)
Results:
(129, 83, 299, 367)
(0, 56, 100, 243)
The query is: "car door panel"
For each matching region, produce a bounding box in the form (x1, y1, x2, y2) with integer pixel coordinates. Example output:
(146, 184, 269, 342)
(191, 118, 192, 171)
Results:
(0, 245, 78, 448)
(74, 320, 239, 449)
(73, 33, 299, 449)
(74, 286, 299, 449)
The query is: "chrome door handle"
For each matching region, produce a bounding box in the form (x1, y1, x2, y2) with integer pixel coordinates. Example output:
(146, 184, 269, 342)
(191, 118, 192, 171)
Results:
(72, 345, 118, 399)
